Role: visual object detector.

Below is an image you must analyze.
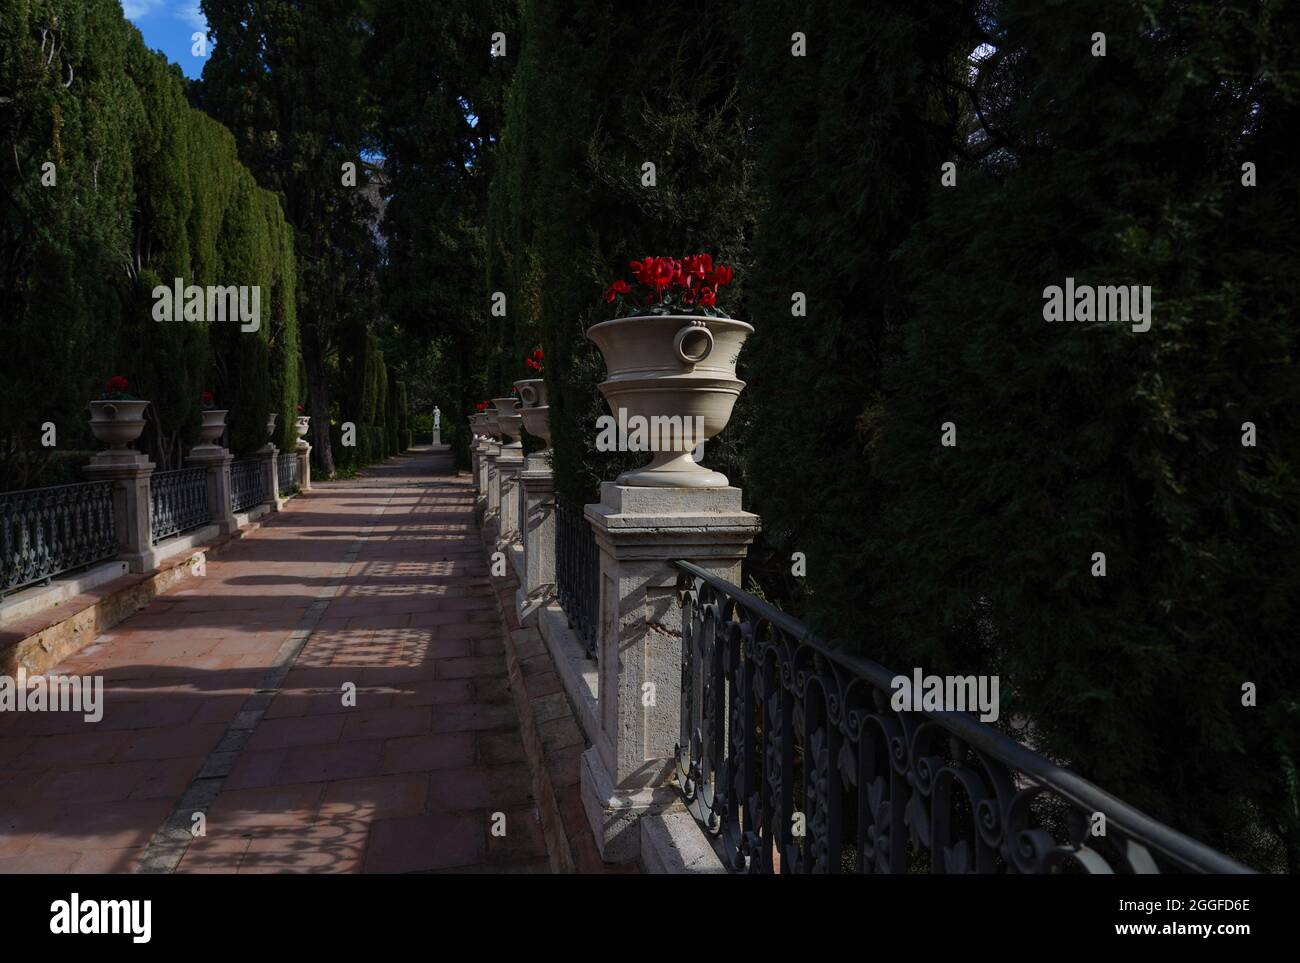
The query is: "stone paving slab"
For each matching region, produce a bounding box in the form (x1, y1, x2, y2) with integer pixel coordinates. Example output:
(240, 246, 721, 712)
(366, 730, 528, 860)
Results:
(0, 449, 547, 874)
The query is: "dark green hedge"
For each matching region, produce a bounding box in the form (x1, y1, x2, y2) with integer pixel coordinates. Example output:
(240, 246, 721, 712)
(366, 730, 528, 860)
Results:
(862, 0, 1300, 870)
(0, 0, 298, 486)
(485, 0, 756, 506)
(483, 0, 1299, 870)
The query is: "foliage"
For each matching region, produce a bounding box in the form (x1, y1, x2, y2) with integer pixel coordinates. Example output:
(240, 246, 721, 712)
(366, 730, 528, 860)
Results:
(863, 0, 1300, 871)
(0, 0, 298, 486)
(197, 0, 380, 475)
(486, 0, 756, 504)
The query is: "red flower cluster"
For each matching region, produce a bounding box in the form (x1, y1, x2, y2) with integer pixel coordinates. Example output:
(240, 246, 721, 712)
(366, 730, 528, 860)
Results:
(475, 400, 490, 412)
(524, 347, 544, 373)
(296, 404, 304, 414)
(104, 375, 130, 394)
(201, 390, 215, 406)
(605, 254, 734, 314)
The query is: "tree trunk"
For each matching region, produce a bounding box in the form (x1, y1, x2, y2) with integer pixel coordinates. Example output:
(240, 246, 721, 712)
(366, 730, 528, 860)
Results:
(302, 320, 335, 477)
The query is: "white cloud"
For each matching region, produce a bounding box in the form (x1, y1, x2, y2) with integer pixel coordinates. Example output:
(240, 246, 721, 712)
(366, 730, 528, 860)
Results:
(120, 0, 165, 18)
(176, 1, 208, 31)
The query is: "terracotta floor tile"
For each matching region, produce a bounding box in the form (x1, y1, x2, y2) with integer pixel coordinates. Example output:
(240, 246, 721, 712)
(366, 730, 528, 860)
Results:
(0, 452, 546, 875)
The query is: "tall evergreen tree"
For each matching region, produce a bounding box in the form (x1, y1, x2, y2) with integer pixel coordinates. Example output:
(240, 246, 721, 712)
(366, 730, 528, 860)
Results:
(368, 0, 516, 468)
(486, 0, 756, 504)
(1, 0, 297, 484)
(197, 0, 380, 473)
(867, 0, 1300, 870)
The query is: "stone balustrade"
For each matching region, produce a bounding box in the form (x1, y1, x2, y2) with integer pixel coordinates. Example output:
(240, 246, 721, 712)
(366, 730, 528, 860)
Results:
(466, 402, 758, 866)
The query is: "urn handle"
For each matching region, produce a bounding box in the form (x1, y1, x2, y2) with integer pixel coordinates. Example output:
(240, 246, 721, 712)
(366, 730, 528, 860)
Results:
(518, 384, 540, 407)
(673, 322, 714, 366)
(102, 403, 118, 419)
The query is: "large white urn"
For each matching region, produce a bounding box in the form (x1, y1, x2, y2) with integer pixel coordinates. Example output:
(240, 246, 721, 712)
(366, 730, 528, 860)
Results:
(585, 314, 752, 487)
(512, 378, 551, 453)
(197, 408, 229, 448)
(88, 400, 150, 450)
(491, 397, 523, 449)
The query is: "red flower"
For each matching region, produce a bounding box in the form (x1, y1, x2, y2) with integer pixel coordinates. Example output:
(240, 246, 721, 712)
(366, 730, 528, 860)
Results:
(201, 390, 214, 405)
(296, 404, 304, 414)
(104, 375, 129, 393)
(684, 254, 712, 281)
(611, 255, 735, 315)
(631, 257, 677, 294)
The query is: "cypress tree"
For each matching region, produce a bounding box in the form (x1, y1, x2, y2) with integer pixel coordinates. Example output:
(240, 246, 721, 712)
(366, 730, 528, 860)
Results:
(868, 0, 1300, 870)
(0, 0, 298, 484)
(198, 0, 379, 476)
(488, 0, 756, 505)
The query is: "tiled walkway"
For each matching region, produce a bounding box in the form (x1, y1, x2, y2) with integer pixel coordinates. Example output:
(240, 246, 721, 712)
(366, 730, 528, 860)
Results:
(0, 449, 548, 873)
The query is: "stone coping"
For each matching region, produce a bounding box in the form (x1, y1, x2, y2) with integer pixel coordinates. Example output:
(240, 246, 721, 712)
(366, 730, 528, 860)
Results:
(475, 508, 635, 875)
(479, 476, 731, 874)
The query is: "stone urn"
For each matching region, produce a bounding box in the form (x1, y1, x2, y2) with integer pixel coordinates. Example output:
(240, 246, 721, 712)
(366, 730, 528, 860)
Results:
(586, 314, 752, 487)
(266, 412, 279, 440)
(481, 408, 501, 441)
(513, 378, 551, 453)
(88, 399, 150, 450)
(197, 408, 229, 448)
(491, 397, 522, 449)
(295, 415, 311, 440)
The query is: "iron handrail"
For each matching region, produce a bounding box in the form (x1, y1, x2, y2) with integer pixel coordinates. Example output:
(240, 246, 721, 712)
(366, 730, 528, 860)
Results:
(672, 559, 1254, 874)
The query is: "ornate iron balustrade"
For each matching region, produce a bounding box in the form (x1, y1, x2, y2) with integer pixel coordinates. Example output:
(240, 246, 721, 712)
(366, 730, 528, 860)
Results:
(149, 467, 211, 544)
(0, 481, 116, 594)
(555, 497, 599, 659)
(230, 458, 268, 514)
(277, 452, 299, 494)
(672, 560, 1253, 875)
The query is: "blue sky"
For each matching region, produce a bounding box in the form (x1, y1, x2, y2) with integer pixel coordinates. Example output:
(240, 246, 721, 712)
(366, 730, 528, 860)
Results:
(121, 0, 211, 80)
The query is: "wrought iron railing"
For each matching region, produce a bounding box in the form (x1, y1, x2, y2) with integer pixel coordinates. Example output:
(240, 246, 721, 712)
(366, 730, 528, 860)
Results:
(555, 497, 599, 659)
(277, 452, 299, 494)
(149, 467, 211, 544)
(671, 560, 1253, 875)
(0, 481, 117, 594)
(230, 457, 268, 514)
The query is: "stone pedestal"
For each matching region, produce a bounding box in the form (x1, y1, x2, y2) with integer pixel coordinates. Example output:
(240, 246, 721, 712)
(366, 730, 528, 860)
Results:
(295, 441, 312, 492)
(479, 439, 492, 498)
(82, 450, 158, 574)
(483, 443, 502, 531)
(495, 446, 524, 551)
(185, 445, 238, 535)
(516, 453, 556, 627)
(580, 483, 759, 862)
(471, 439, 481, 500)
(260, 444, 285, 512)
